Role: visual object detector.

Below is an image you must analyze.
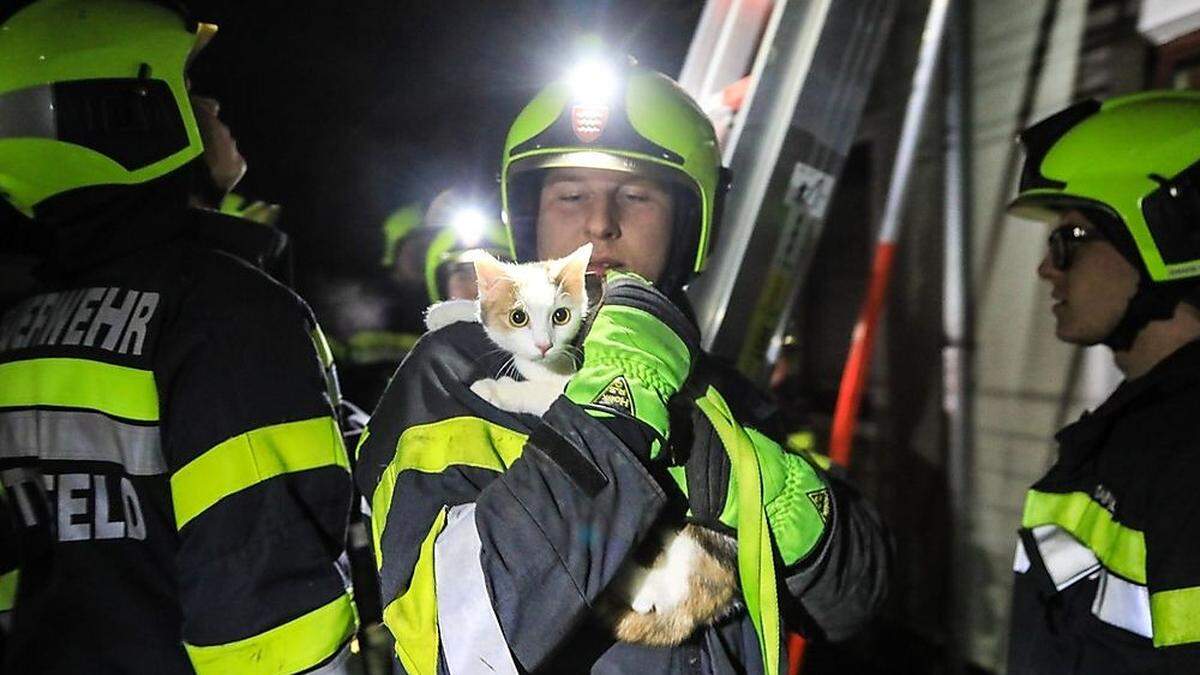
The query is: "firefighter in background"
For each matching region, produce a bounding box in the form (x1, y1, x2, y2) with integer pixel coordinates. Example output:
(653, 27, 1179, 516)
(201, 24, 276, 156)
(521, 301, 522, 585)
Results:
(357, 57, 890, 673)
(1006, 91, 1200, 673)
(316, 190, 509, 410)
(0, 2, 355, 672)
(422, 207, 512, 303)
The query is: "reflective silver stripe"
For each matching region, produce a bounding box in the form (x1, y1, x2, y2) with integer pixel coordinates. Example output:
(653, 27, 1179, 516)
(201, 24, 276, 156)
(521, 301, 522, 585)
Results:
(1023, 524, 1101, 590)
(0, 84, 56, 140)
(1092, 570, 1153, 639)
(305, 640, 352, 675)
(434, 503, 519, 675)
(1013, 538, 1031, 574)
(0, 409, 165, 475)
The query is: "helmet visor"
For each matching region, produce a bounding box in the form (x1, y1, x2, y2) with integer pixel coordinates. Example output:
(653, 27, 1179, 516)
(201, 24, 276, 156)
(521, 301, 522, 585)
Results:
(0, 79, 189, 170)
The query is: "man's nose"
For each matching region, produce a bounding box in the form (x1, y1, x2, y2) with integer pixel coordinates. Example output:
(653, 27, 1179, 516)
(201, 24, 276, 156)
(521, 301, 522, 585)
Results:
(584, 197, 620, 240)
(1036, 251, 1059, 281)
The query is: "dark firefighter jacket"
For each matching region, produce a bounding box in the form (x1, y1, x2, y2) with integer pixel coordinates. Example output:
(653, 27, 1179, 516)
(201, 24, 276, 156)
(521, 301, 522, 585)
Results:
(1009, 339, 1200, 674)
(356, 319, 891, 674)
(0, 200, 356, 674)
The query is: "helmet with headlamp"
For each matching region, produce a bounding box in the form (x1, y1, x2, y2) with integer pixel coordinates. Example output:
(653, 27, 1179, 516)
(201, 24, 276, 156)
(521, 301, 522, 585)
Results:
(500, 55, 730, 292)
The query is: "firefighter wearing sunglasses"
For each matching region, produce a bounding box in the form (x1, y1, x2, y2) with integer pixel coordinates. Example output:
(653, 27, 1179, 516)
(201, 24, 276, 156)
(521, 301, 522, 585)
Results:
(1005, 90, 1200, 674)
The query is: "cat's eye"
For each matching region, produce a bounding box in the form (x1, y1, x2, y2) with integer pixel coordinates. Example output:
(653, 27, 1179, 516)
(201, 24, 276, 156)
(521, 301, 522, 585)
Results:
(508, 309, 529, 327)
(552, 308, 571, 326)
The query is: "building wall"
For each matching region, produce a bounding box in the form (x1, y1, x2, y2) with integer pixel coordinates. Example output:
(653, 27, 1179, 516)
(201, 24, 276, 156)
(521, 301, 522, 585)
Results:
(966, 0, 1093, 669)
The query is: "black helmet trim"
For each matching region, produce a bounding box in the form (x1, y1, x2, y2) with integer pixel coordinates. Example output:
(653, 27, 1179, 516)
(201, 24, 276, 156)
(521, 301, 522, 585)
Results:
(1017, 99, 1101, 193)
(1142, 158, 1200, 266)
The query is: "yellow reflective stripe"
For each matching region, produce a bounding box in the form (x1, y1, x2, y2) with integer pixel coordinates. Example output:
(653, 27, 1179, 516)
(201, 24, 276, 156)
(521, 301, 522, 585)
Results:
(0, 569, 18, 612)
(0, 358, 158, 422)
(695, 387, 780, 675)
(385, 508, 446, 675)
(172, 416, 349, 529)
(184, 592, 356, 674)
(369, 416, 527, 569)
(1151, 587, 1200, 647)
(1022, 490, 1146, 583)
(310, 326, 335, 371)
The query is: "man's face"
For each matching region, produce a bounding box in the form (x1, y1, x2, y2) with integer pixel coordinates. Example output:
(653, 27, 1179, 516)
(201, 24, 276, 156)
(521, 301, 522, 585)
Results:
(536, 167, 674, 281)
(1037, 210, 1140, 345)
(191, 94, 246, 195)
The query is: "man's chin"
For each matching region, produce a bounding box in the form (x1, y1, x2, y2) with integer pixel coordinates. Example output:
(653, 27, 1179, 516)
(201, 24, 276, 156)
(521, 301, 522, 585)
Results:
(1054, 322, 1105, 346)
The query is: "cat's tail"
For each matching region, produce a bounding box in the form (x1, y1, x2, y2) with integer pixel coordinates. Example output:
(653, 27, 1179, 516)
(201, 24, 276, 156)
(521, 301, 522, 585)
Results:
(424, 299, 479, 332)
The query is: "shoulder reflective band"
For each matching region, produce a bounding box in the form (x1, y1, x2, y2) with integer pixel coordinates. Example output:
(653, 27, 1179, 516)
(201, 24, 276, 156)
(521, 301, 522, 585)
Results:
(184, 592, 356, 674)
(385, 508, 447, 675)
(695, 386, 780, 675)
(0, 358, 159, 422)
(1022, 489, 1146, 583)
(435, 504, 519, 675)
(1151, 586, 1200, 647)
(171, 416, 349, 530)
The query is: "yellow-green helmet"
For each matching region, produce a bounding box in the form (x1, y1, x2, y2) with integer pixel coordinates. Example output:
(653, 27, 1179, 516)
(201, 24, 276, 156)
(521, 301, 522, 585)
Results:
(380, 203, 423, 267)
(500, 58, 729, 289)
(1009, 90, 1200, 282)
(0, 0, 215, 216)
(425, 215, 511, 303)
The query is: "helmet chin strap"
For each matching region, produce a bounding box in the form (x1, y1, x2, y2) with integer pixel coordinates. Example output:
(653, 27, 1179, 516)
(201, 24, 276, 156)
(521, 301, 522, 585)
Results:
(1102, 280, 1191, 351)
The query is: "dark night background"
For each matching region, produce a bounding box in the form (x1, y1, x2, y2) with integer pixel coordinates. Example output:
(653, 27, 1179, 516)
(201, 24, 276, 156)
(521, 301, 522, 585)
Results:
(2, 1, 702, 287)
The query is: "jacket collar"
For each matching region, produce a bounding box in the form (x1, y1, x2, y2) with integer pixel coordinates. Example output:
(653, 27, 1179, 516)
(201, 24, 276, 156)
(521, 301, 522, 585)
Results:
(1056, 338, 1200, 449)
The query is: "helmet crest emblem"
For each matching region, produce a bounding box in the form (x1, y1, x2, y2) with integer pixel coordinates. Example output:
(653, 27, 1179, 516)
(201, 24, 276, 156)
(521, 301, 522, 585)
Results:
(571, 104, 609, 143)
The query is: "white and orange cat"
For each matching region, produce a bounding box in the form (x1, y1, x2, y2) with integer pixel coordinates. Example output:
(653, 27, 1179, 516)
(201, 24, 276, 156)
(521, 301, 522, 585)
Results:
(424, 243, 739, 647)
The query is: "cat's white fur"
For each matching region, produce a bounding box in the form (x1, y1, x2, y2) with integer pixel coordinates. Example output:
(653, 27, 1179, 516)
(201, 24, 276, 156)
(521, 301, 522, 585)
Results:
(424, 244, 590, 416)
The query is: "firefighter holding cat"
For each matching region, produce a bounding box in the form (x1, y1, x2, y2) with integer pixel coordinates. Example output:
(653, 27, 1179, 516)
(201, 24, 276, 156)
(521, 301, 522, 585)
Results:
(357, 59, 890, 674)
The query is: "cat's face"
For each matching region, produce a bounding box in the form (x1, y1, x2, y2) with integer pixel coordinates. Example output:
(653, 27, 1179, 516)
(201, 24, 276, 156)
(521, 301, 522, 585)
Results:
(474, 244, 591, 367)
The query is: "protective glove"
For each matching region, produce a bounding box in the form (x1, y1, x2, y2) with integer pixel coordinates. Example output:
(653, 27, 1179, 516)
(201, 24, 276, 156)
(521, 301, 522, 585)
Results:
(564, 272, 700, 459)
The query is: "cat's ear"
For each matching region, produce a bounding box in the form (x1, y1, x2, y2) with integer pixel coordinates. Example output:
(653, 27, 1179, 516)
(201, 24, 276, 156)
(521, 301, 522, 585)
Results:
(554, 243, 592, 289)
(473, 252, 507, 295)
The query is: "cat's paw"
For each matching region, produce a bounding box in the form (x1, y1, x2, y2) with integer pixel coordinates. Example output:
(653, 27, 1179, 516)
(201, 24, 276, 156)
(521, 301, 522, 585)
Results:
(470, 376, 518, 408)
(469, 378, 500, 405)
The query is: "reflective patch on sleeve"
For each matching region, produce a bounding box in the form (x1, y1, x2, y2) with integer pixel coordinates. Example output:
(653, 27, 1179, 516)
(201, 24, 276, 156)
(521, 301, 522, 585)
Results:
(1022, 489, 1146, 584)
(1092, 570, 1152, 639)
(1028, 524, 1101, 590)
(435, 504, 519, 675)
(184, 592, 356, 674)
(171, 416, 349, 529)
(1151, 586, 1200, 647)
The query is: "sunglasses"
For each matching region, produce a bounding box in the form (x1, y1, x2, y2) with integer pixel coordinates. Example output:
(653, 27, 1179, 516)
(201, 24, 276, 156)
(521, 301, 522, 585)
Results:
(1047, 224, 1103, 270)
